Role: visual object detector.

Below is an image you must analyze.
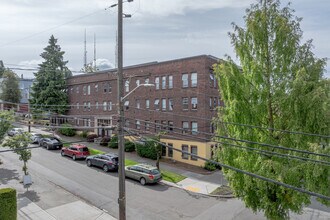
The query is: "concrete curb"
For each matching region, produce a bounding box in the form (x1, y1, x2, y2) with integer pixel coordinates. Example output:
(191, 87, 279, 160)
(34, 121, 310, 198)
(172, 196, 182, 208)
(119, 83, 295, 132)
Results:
(160, 180, 235, 199)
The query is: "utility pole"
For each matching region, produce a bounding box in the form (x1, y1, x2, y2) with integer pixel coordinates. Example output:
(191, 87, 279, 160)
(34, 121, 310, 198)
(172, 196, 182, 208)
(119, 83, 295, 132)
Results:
(117, 0, 125, 220)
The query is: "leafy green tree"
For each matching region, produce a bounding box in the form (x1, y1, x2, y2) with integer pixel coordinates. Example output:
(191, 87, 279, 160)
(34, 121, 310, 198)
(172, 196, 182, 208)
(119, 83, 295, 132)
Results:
(0, 69, 21, 107)
(0, 111, 14, 164)
(213, 1, 329, 219)
(3, 133, 32, 175)
(30, 35, 72, 114)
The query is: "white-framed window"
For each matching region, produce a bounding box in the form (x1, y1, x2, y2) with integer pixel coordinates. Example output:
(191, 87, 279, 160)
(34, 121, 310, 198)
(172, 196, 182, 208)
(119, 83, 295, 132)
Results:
(210, 73, 214, 87)
(146, 99, 150, 109)
(83, 102, 87, 111)
(210, 97, 213, 109)
(169, 99, 173, 111)
(136, 99, 140, 109)
(83, 85, 87, 95)
(125, 80, 130, 92)
(103, 101, 107, 111)
(145, 121, 150, 131)
(155, 77, 160, 90)
(162, 76, 166, 89)
(76, 86, 79, 94)
(87, 102, 91, 111)
(182, 98, 189, 110)
(95, 84, 99, 92)
(76, 102, 79, 109)
(124, 101, 129, 108)
(191, 97, 197, 110)
(95, 101, 99, 110)
(125, 119, 130, 128)
(168, 121, 173, 131)
(154, 99, 160, 110)
(191, 72, 197, 87)
(145, 78, 149, 84)
(182, 121, 189, 134)
(182, 74, 188, 88)
(181, 145, 189, 159)
(87, 85, 90, 95)
(108, 101, 112, 111)
(168, 75, 173, 89)
(161, 121, 167, 130)
(136, 79, 140, 86)
(191, 146, 198, 161)
(136, 120, 141, 129)
(192, 122, 198, 135)
(162, 98, 166, 111)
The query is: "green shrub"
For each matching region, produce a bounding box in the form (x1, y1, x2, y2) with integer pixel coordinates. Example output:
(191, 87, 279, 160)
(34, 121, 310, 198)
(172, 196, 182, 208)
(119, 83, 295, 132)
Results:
(80, 130, 88, 138)
(125, 141, 135, 152)
(108, 136, 118, 149)
(204, 161, 217, 171)
(0, 188, 17, 220)
(136, 142, 158, 160)
(59, 124, 76, 136)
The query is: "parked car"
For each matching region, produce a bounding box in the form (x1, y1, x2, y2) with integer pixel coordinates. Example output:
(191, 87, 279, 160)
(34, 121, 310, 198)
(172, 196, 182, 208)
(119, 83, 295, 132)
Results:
(30, 133, 43, 144)
(86, 153, 119, 172)
(125, 164, 162, 185)
(7, 128, 24, 136)
(61, 144, 90, 160)
(39, 137, 63, 150)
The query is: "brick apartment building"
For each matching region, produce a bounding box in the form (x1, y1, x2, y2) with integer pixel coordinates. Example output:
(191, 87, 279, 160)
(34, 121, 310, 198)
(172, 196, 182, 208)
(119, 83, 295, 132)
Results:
(66, 55, 222, 166)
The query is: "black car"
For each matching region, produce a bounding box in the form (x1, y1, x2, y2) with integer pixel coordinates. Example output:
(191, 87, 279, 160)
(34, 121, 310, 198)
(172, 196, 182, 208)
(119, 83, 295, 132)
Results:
(39, 137, 63, 150)
(86, 153, 119, 172)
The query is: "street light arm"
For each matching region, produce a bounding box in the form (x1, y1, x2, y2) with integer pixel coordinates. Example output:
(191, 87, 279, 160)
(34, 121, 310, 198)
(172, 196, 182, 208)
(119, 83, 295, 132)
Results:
(121, 83, 154, 101)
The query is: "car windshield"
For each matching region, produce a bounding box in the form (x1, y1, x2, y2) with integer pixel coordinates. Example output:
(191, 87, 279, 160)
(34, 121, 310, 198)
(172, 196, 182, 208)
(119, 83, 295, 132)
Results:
(112, 157, 119, 163)
(79, 147, 89, 152)
(150, 169, 160, 175)
(49, 139, 59, 143)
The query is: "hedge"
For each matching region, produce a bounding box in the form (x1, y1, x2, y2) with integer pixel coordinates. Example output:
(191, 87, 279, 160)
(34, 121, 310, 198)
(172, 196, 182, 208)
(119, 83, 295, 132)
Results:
(124, 141, 135, 152)
(58, 124, 76, 136)
(0, 188, 17, 220)
(136, 143, 158, 160)
(108, 136, 118, 149)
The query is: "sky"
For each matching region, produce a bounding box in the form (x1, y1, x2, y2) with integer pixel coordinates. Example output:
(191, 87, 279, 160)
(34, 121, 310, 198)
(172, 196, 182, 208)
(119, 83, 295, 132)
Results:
(0, 0, 329, 79)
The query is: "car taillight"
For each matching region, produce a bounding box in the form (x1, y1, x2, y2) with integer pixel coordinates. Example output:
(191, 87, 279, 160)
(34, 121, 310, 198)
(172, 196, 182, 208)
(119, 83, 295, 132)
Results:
(148, 175, 154, 180)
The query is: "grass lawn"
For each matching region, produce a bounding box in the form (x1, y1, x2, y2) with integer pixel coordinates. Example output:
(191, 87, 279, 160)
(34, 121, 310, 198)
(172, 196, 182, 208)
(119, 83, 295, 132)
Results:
(125, 159, 139, 166)
(89, 148, 105, 155)
(161, 170, 186, 183)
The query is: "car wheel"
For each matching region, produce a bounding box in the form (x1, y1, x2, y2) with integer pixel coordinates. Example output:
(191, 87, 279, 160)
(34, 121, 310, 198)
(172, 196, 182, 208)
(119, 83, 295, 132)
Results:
(61, 151, 65, 156)
(87, 160, 92, 167)
(103, 165, 109, 172)
(140, 177, 146, 185)
(73, 155, 76, 161)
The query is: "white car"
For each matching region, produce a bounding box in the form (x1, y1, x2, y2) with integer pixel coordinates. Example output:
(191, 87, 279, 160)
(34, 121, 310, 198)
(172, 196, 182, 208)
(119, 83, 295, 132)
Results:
(7, 128, 24, 136)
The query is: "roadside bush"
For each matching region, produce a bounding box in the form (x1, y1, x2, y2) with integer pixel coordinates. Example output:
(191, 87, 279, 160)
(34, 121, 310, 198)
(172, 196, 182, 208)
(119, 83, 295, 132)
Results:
(204, 161, 217, 171)
(80, 130, 88, 138)
(87, 133, 98, 142)
(100, 136, 111, 146)
(59, 124, 76, 136)
(0, 188, 17, 220)
(136, 142, 158, 160)
(108, 136, 118, 149)
(125, 141, 135, 152)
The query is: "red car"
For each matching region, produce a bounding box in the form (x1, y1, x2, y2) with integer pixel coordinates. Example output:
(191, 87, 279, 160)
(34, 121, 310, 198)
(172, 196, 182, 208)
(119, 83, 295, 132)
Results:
(61, 144, 90, 160)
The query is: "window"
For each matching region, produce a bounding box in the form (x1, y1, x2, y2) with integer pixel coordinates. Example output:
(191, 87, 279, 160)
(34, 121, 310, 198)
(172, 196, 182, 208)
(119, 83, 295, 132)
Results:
(210, 73, 214, 87)
(76, 102, 79, 109)
(103, 101, 107, 111)
(168, 143, 173, 157)
(136, 120, 140, 129)
(182, 121, 189, 134)
(155, 120, 160, 132)
(125, 119, 130, 128)
(192, 122, 198, 135)
(83, 85, 87, 95)
(95, 101, 99, 110)
(155, 77, 160, 90)
(145, 78, 149, 84)
(209, 97, 213, 109)
(87, 85, 90, 95)
(168, 121, 173, 131)
(154, 99, 160, 110)
(146, 99, 150, 109)
(214, 97, 217, 109)
(182, 98, 188, 110)
(191, 97, 198, 110)
(162, 98, 166, 111)
(168, 75, 173, 89)
(182, 74, 188, 88)
(125, 80, 130, 92)
(136, 79, 140, 86)
(181, 145, 189, 159)
(191, 72, 197, 87)
(136, 99, 140, 109)
(161, 121, 167, 130)
(83, 102, 87, 111)
(162, 76, 166, 89)
(87, 102, 91, 111)
(103, 83, 107, 93)
(210, 123, 215, 133)
(169, 99, 173, 111)
(161, 143, 166, 156)
(145, 121, 150, 131)
(95, 84, 99, 92)
(191, 146, 198, 161)
(108, 101, 112, 111)
(124, 101, 129, 109)
(76, 86, 79, 94)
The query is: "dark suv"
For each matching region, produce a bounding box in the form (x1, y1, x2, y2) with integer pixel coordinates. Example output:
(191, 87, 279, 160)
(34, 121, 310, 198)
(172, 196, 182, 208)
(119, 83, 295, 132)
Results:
(86, 153, 119, 172)
(39, 137, 63, 150)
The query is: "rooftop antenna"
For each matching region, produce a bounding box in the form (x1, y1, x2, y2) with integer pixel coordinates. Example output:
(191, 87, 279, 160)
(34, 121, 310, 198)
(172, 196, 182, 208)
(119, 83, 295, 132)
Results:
(94, 33, 96, 71)
(84, 29, 87, 71)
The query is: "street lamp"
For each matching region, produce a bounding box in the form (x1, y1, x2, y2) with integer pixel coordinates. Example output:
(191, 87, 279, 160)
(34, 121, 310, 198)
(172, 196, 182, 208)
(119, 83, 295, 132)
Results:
(117, 82, 154, 220)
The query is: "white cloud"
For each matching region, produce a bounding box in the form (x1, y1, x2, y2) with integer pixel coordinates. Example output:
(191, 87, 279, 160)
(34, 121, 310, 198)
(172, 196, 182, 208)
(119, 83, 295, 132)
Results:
(19, 59, 42, 68)
(95, 58, 114, 70)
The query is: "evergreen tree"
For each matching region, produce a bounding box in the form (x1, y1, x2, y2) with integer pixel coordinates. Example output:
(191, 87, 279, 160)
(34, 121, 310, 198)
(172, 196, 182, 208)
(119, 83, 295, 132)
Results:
(0, 69, 21, 106)
(213, 1, 329, 219)
(30, 35, 72, 114)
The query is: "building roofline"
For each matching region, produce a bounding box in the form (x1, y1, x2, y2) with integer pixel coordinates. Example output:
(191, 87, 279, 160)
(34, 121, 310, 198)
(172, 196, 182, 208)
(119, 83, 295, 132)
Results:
(68, 54, 220, 79)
